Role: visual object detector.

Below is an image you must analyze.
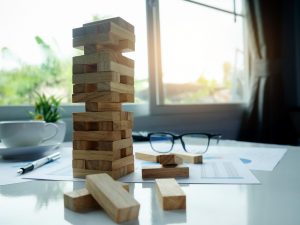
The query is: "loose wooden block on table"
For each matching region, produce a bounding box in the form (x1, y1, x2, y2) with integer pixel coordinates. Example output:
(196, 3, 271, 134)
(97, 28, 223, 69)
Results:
(64, 181, 130, 212)
(158, 154, 183, 166)
(142, 165, 189, 179)
(155, 178, 186, 210)
(85, 174, 140, 223)
(135, 151, 160, 162)
(173, 152, 203, 164)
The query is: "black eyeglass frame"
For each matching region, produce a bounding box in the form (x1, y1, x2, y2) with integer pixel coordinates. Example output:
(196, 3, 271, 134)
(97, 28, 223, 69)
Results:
(148, 132, 222, 154)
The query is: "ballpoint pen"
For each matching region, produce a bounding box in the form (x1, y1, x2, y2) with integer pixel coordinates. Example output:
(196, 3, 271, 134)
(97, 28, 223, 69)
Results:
(17, 152, 61, 175)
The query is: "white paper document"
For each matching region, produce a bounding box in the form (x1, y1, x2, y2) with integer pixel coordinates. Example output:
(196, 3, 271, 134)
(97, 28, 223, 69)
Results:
(207, 146, 287, 171)
(119, 157, 260, 184)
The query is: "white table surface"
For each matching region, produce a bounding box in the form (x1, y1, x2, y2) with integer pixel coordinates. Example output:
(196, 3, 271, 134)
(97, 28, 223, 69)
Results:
(1, 140, 300, 225)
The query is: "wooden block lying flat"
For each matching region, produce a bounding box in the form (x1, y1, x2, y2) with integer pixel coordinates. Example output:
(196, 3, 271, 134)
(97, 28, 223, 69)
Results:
(72, 72, 120, 84)
(73, 82, 134, 94)
(73, 64, 98, 74)
(135, 151, 160, 162)
(73, 51, 134, 68)
(142, 165, 189, 179)
(158, 154, 183, 166)
(120, 75, 134, 85)
(86, 174, 140, 223)
(173, 152, 203, 164)
(73, 120, 132, 131)
(64, 181, 129, 212)
(155, 178, 186, 210)
(73, 138, 133, 151)
(73, 130, 122, 141)
(85, 102, 122, 112)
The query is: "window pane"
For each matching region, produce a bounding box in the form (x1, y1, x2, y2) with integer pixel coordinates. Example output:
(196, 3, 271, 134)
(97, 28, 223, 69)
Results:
(159, 0, 245, 104)
(187, 0, 243, 14)
(0, 0, 148, 105)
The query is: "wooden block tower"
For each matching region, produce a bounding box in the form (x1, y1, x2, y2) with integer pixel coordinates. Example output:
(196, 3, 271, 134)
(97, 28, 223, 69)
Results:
(72, 17, 135, 179)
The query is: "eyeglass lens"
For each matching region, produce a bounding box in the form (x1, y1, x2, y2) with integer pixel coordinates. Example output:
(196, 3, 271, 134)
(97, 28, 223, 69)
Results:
(149, 133, 173, 153)
(181, 134, 210, 154)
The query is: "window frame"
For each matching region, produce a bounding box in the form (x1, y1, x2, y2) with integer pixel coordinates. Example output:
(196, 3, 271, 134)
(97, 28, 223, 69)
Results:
(146, 0, 248, 115)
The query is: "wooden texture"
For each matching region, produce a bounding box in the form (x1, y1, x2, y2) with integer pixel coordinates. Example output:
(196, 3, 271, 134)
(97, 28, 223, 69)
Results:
(135, 151, 159, 162)
(73, 130, 123, 141)
(72, 92, 120, 103)
(85, 174, 140, 223)
(173, 152, 203, 164)
(73, 120, 132, 131)
(85, 102, 122, 112)
(64, 181, 129, 212)
(155, 178, 186, 210)
(120, 75, 134, 85)
(73, 138, 133, 151)
(73, 82, 134, 94)
(142, 165, 189, 179)
(73, 111, 131, 122)
(73, 50, 134, 68)
(83, 39, 135, 54)
(158, 154, 183, 166)
(72, 72, 120, 84)
(83, 17, 134, 32)
(73, 21, 135, 42)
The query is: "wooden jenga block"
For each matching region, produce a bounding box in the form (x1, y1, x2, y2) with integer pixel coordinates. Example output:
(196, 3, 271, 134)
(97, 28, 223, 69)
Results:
(155, 178, 186, 210)
(85, 174, 140, 223)
(73, 64, 97, 74)
(135, 151, 160, 162)
(112, 155, 134, 170)
(64, 181, 130, 212)
(142, 165, 189, 179)
(73, 20, 135, 42)
(83, 17, 134, 32)
(85, 102, 122, 112)
(120, 75, 134, 85)
(73, 111, 129, 122)
(97, 61, 134, 77)
(73, 147, 133, 161)
(73, 120, 132, 131)
(158, 154, 183, 166)
(173, 152, 203, 164)
(85, 160, 112, 170)
(73, 138, 133, 151)
(83, 39, 135, 54)
(73, 130, 123, 141)
(72, 92, 120, 103)
(73, 82, 134, 94)
(72, 72, 120, 84)
(73, 50, 134, 68)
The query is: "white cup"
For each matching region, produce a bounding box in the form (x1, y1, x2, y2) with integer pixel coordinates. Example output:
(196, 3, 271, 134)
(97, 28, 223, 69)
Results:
(0, 120, 58, 148)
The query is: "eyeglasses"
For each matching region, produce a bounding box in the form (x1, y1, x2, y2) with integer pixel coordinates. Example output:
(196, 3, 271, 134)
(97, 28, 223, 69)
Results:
(148, 132, 222, 154)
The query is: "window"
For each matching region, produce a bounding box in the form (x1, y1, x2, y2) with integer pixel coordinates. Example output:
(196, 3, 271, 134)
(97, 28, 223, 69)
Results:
(147, 0, 247, 111)
(0, 0, 148, 105)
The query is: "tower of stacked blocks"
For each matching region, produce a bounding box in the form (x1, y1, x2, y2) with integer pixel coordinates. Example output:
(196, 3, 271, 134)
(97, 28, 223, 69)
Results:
(72, 17, 135, 179)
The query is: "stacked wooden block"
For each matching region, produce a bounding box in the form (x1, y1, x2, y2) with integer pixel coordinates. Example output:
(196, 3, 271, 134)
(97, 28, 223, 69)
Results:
(72, 17, 135, 179)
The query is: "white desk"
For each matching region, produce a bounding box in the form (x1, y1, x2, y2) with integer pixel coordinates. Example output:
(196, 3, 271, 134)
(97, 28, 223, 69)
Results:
(0, 140, 300, 225)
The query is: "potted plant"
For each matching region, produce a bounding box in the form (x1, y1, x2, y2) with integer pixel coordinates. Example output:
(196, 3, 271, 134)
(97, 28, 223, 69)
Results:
(30, 93, 66, 145)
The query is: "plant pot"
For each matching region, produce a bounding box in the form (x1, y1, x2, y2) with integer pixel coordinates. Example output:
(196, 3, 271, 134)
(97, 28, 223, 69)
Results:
(43, 120, 66, 146)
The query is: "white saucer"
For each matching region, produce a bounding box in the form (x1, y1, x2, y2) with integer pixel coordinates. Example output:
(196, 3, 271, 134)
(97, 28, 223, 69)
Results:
(0, 144, 59, 160)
